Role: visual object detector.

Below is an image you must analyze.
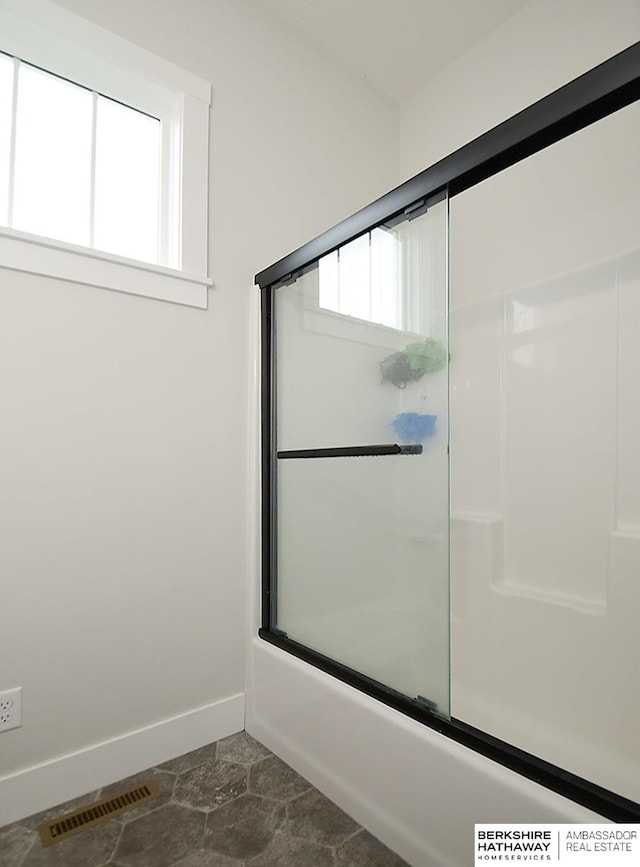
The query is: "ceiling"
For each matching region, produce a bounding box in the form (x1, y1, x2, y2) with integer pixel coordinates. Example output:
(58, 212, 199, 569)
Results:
(251, 0, 531, 101)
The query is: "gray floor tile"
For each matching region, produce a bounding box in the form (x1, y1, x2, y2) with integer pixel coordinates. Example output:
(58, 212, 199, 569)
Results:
(6, 732, 410, 867)
(204, 794, 284, 860)
(113, 802, 204, 867)
(217, 733, 271, 766)
(19, 821, 122, 867)
(172, 850, 243, 867)
(174, 761, 247, 812)
(284, 788, 360, 847)
(335, 828, 410, 866)
(248, 755, 312, 802)
(246, 829, 335, 867)
(0, 824, 37, 867)
(158, 743, 218, 775)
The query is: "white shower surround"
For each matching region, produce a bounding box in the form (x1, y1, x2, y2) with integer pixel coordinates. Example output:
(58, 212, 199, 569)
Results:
(450, 247, 640, 804)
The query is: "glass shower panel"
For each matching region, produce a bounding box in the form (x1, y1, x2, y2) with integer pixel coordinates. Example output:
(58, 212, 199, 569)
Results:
(274, 196, 450, 715)
(276, 200, 448, 452)
(449, 100, 640, 802)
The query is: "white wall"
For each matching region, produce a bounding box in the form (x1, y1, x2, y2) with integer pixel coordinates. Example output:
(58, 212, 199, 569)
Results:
(400, 0, 640, 179)
(0, 0, 398, 825)
(248, 2, 640, 865)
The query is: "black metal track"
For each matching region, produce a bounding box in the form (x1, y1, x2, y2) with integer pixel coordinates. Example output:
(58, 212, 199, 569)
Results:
(277, 444, 423, 459)
(259, 630, 640, 823)
(260, 286, 275, 631)
(255, 40, 640, 290)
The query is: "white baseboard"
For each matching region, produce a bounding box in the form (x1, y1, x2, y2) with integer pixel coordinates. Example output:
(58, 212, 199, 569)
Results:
(0, 692, 245, 827)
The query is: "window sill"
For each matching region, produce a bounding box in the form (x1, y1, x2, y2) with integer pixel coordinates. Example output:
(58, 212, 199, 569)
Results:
(0, 227, 211, 308)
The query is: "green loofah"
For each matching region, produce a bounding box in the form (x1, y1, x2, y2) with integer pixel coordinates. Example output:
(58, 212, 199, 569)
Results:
(404, 338, 447, 374)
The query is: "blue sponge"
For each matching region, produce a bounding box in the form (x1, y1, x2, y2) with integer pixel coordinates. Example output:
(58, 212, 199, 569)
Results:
(391, 412, 437, 443)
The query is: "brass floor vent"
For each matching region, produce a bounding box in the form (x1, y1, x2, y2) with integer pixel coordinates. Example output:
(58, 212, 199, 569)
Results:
(38, 780, 161, 846)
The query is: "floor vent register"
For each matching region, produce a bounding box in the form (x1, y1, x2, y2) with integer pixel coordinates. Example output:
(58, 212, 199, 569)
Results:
(37, 781, 161, 846)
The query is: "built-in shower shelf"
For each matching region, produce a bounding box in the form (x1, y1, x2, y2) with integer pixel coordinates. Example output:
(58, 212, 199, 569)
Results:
(277, 444, 423, 459)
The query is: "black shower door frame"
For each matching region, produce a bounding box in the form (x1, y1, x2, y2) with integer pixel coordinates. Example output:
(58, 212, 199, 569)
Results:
(255, 41, 640, 823)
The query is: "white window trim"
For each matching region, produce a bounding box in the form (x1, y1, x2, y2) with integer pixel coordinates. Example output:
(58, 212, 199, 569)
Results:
(0, 0, 212, 308)
(0, 225, 208, 307)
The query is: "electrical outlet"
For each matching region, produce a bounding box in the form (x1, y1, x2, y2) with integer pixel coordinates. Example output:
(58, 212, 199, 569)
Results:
(0, 687, 22, 732)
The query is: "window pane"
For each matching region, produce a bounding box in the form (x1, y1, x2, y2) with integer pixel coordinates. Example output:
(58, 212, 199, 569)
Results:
(370, 227, 401, 329)
(318, 249, 339, 311)
(94, 96, 160, 264)
(0, 54, 15, 226)
(338, 233, 371, 320)
(13, 63, 92, 244)
(319, 229, 402, 329)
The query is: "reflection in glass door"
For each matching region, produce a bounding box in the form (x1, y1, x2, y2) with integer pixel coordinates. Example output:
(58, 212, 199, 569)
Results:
(273, 195, 450, 715)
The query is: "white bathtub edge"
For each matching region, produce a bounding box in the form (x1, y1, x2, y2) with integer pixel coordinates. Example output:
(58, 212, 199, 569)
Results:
(246, 638, 605, 867)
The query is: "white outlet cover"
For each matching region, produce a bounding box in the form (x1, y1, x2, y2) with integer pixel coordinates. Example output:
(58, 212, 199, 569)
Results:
(0, 687, 22, 732)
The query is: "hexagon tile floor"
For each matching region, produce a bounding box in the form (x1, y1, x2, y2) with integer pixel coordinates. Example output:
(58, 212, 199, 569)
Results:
(0, 731, 410, 867)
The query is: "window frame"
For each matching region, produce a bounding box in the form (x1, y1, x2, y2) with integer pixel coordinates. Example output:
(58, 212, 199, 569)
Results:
(0, 0, 211, 308)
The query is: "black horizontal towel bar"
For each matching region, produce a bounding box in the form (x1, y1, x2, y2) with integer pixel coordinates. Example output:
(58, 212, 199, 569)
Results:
(277, 444, 423, 459)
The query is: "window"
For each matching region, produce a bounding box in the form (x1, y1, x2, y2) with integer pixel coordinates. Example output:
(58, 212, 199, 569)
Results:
(317, 209, 443, 336)
(0, 0, 211, 307)
(2, 53, 161, 262)
(319, 229, 402, 329)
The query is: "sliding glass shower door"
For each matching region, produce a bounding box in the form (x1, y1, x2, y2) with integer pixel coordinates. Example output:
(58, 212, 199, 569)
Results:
(271, 195, 450, 715)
